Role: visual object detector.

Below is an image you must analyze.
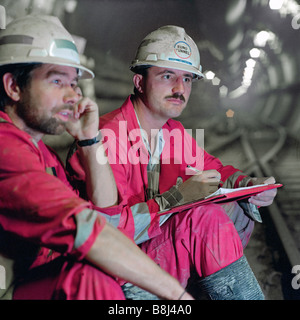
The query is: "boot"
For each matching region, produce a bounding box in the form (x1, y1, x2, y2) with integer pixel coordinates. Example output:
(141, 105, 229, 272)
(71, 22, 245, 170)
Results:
(198, 255, 264, 300)
(121, 282, 160, 300)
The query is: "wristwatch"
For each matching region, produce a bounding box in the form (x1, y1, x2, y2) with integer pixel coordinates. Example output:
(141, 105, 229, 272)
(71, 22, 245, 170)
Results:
(77, 130, 102, 147)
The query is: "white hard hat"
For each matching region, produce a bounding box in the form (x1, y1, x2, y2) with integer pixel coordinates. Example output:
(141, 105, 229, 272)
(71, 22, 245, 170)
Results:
(0, 15, 94, 79)
(130, 25, 204, 80)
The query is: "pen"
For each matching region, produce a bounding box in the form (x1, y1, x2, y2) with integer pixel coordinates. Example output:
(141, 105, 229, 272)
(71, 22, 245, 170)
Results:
(187, 165, 222, 181)
(186, 165, 202, 173)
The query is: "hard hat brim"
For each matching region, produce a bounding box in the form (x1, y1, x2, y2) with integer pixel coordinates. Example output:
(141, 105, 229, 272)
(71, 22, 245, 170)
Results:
(130, 60, 204, 80)
(0, 57, 94, 80)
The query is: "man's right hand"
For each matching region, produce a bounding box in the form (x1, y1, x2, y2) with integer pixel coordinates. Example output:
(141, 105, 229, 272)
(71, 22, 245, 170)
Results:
(178, 170, 221, 203)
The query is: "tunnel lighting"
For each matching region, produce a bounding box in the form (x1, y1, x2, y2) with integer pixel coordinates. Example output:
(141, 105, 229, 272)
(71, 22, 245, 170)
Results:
(65, 0, 78, 13)
(212, 77, 221, 86)
(226, 109, 235, 118)
(269, 0, 300, 22)
(246, 58, 257, 68)
(219, 85, 228, 97)
(269, 0, 284, 10)
(226, 0, 247, 24)
(250, 48, 261, 58)
(242, 79, 252, 87)
(240, 60, 256, 89)
(286, 1, 300, 15)
(254, 31, 270, 47)
(228, 86, 247, 99)
(205, 71, 215, 80)
(244, 67, 254, 79)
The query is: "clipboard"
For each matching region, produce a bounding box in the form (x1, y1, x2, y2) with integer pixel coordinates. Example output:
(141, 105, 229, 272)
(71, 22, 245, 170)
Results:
(158, 183, 282, 216)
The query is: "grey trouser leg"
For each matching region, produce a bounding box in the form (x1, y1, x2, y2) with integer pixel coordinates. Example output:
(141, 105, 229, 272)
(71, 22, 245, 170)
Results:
(122, 256, 264, 300)
(198, 255, 264, 300)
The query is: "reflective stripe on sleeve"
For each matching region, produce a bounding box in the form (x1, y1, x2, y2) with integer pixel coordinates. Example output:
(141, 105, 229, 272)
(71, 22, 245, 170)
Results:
(74, 209, 99, 249)
(98, 212, 121, 228)
(130, 202, 152, 245)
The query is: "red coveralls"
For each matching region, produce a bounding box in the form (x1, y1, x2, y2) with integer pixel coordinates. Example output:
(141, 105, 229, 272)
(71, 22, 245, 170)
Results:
(0, 112, 124, 300)
(68, 96, 257, 289)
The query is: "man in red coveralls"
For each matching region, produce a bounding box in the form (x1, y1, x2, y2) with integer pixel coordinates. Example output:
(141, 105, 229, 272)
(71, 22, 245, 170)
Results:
(0, 16, 193, 300)
(68, 26, 277, 300)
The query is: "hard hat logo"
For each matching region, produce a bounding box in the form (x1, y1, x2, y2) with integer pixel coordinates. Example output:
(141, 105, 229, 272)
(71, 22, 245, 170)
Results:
(174, 41, 192, 60)
(130, 25, 204, 80)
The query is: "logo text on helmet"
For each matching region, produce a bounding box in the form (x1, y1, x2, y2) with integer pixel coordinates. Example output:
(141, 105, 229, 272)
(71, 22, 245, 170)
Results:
(174, 41, 192, 60)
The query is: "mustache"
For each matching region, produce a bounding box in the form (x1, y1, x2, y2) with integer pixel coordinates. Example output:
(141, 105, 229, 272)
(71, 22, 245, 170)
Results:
(165, 93, 185, 102)
(53, 104, 74, 112)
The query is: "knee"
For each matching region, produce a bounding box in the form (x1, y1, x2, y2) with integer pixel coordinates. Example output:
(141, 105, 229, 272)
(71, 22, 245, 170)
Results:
(189, 204, 243, 254)
(190, 204, 234, 229)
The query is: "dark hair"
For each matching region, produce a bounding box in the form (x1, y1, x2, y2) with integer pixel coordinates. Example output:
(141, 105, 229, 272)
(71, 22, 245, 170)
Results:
(132, 66, 150, 77)
(0, 63, 42, 110)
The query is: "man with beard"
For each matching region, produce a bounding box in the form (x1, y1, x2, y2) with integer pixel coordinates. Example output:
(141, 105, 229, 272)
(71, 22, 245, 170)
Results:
(0, 16, 192, 300)
(68, 25, 277, 300)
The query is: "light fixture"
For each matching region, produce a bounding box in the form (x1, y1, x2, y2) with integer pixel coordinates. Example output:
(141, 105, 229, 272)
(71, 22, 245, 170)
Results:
(246, 58, 257, 68)
(226, 109, 235, 118)
(242, 79, 252, 87)
(269, 0, 284, 10)
(65, 0, 78, 13)
(244, 67, 254, 79)
(205, 71, 215, 80)
(254, 31, 270, 47)
(212, 77, 221, 86)
(249, 48, 261, 58)
(219, 85, 228, 97)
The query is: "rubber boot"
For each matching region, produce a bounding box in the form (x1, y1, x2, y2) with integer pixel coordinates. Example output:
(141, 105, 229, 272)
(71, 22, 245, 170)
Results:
(198, 255, 264, 300)
(121, 282, 160, 300)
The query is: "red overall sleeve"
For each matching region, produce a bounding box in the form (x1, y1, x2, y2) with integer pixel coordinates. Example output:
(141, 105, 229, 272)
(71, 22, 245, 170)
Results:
(0, 122, 105, 260)
(68, 133, 162, 245)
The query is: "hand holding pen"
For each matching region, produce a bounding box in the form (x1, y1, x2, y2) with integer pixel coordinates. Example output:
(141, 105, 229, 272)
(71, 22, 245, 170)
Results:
(178, 167, 221, 203)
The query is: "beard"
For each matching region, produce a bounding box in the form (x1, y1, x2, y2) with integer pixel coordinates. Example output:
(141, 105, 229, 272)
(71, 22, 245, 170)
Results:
(15, 90, 70, 136)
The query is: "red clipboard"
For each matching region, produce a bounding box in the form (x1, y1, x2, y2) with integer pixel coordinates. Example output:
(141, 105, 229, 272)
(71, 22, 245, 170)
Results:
(158, 183, 282, 216)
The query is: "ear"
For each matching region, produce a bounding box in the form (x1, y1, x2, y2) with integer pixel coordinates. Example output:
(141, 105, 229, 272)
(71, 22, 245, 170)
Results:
(2, 73, 22, 102)
(133, 73, 144, 94)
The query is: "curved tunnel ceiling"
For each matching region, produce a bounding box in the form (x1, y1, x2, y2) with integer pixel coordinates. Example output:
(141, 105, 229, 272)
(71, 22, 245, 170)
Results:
(220, 0, 300, 134)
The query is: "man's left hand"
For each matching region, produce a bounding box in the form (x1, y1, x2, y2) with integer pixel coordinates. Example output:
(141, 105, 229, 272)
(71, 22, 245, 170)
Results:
(66, 87, 99, 140)
(248, 176, 277, 207)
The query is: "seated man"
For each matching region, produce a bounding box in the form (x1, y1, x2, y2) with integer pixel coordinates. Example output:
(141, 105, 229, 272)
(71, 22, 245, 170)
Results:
(0, 16, 192, 300)
(68, 26, 277, 300)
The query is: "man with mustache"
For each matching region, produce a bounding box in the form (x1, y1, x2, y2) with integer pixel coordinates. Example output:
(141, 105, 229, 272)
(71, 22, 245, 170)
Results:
(68, 26, 277, 300)
(0, 16, 193, 300)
